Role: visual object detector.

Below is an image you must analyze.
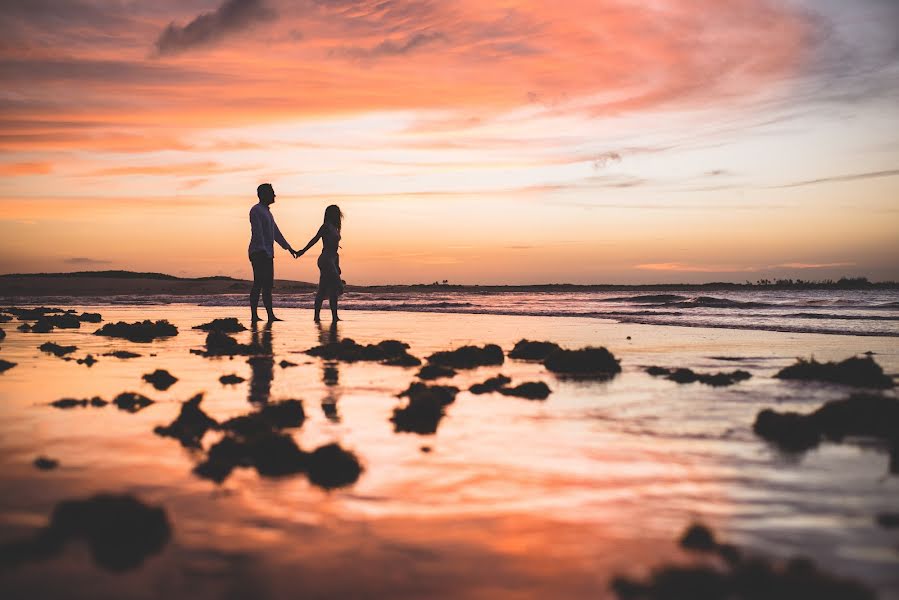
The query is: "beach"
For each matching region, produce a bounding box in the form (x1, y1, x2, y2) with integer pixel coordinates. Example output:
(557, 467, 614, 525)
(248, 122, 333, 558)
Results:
(0, 305, 897, 599)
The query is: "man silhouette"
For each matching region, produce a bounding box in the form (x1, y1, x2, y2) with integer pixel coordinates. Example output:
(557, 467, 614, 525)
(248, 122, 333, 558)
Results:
(248, 183, 297, 322)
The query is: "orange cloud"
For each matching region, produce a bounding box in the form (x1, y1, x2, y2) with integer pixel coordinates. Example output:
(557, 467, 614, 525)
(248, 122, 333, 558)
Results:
(0, 161, 53, 176)
(0, 0, 811, 153)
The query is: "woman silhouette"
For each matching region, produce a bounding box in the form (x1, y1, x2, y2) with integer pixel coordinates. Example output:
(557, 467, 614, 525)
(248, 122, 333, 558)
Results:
(296, 205, 344, 322)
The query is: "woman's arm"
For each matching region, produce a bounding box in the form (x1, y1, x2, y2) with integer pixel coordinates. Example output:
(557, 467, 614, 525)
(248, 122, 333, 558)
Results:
(295, 225, 323, 257)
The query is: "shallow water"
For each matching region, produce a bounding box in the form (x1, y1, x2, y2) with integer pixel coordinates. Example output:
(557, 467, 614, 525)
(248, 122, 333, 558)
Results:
(0, 307, 897, 599)
(10, 287, 898, 337)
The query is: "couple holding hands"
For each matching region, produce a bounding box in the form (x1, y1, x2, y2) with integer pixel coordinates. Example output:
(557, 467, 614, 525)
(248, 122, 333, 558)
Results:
(248, 183, 344, 323)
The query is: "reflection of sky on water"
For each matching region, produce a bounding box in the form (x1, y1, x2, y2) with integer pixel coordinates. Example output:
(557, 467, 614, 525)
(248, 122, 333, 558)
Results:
(0, 307, 897, 598)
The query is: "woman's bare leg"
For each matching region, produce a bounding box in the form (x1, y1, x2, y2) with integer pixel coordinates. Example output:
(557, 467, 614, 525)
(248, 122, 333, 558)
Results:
(329, 291, 340, 321)
(314, 292, 324, 322)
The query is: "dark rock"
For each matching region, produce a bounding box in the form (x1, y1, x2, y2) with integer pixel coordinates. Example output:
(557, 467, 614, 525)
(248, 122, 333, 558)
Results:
(142, 369, 178, 391)
(46, 313, 81, 329)
(219, 373, 245, 385)
(279, 359, 298, 368)
(508, 339, 562, 360)
(877, 513, 899, 528)
(29, 318, 55, 333)
(611, 524, 875, 600)
(382, 353, 422, 367)
(417, 364, 457, 380)
(392, 383, 459, 435)
(153, 393, 218, 448)
(420, 445, 432, 453)
(50, 397, 107, 409)
(753, 394, 899, 453)
(193, 317, 247, 333)
(249, 433, 309, 477)
(306, 338, 420, 366)
(194, 330, 263, 357)
(0, 327, 5, 340)
(39, 342, 78, 357)
(775, 356, 893, 388)
(306, 443, 363, 489)
(76, 354, 98, 367)
(220, 399, 306, 436)
(0, 494, 171, 573)
(646, 366, 751, 387)
(427, 344, 504, 369)
(257, 399, 306, 428)
(679, 523, 718, 552)
(701, 371, 752, 387)
(0, 313, 12, 323)
(112, 392, 155, 413)
(103, 350, 141, 359)
(0, 359, 16, 373)
(544, 346, 621, 379)
(94, 320, 178, 343)
(6, 306, 67, 320)
(498, 381, 552, 400)
(813, 393, 899, 442)
(193, 437, 244, 483)
(78, 312, 102, 323)
(469, 374, 512, 394)
(753, 409, 822, 452)
(17, 323, 31, 332)
(34, 456, 59, 470)
(194, 431, 308, 482)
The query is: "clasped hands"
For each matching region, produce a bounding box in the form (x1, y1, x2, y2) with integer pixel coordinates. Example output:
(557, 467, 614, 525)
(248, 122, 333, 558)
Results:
(290, 249, 306, 259)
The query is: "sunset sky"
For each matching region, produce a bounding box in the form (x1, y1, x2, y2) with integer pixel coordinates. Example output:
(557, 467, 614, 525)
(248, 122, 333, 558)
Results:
(1, 0, 897, 284)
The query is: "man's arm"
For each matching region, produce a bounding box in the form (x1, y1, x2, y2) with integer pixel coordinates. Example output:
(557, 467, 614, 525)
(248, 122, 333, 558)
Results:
(272, 219, 295, 255)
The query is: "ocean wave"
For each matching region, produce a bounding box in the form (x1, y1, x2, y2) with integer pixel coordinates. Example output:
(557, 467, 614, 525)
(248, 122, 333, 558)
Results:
(665, 296, 774, 309)
(604, 294, 688, 303)
(784, 312, 899, 322)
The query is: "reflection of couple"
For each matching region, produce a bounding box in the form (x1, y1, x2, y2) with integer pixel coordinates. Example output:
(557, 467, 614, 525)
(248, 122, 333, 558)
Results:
(248, 183, 344, 323)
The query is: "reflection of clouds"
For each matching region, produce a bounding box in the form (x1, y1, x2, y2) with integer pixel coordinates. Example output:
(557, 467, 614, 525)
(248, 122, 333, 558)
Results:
(318, 321, 342, 422)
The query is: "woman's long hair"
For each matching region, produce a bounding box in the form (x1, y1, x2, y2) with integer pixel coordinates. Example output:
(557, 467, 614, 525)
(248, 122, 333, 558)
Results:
(324, 204, 343, 230)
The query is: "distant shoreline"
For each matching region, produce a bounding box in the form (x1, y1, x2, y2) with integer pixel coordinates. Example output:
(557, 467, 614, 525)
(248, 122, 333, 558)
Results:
(0, 270, 897, 297)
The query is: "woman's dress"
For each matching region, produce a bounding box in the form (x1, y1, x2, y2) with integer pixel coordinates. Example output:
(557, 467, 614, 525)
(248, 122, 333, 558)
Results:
(317, 223, 342, 296)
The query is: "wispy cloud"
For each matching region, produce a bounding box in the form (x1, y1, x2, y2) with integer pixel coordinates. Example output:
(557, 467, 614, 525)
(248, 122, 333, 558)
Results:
(768, 169, 899, 189)
(331, 31, 448, 60)
(154, 0, 277, 56)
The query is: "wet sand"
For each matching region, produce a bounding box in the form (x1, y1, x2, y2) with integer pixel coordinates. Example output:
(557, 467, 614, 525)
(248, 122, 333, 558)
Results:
(0, 307, 897, 599)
